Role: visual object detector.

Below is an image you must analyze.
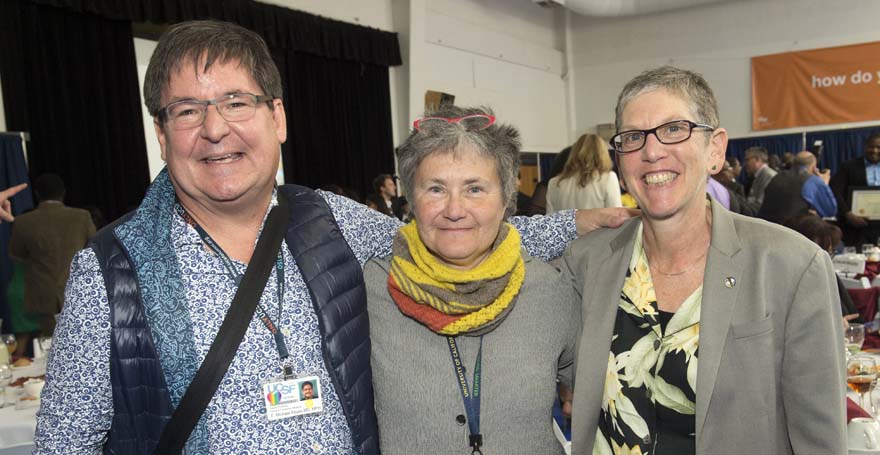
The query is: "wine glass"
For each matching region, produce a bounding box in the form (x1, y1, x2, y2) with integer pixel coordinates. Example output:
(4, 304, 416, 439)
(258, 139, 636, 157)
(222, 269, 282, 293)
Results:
(1, 335, 16, 358)
(849, 356, 878, 413)
(846, 323, 866, 357)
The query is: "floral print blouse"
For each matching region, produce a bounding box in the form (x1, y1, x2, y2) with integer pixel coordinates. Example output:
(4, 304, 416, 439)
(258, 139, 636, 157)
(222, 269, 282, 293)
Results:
(593, 225, 702, 455)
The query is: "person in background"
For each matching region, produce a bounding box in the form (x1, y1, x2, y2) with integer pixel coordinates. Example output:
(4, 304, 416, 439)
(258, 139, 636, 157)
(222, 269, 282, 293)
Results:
(33, 20, 632, 455)
(743, 146, 777, 210)
(547, 134, 622, 212)
(0, 183, 27, 223)
(781, 151, 794, 171)
(366, 105, 579, 454)
(830, 132, 880, 245)
(767, 153, 782, 172)
(566, 66, 845, 455)
(367, 173, 397, 217)
(8, 174, 95, 337)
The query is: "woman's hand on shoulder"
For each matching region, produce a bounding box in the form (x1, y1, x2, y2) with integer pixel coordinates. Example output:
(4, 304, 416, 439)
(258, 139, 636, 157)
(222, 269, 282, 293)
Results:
(575, 207, 640, 236)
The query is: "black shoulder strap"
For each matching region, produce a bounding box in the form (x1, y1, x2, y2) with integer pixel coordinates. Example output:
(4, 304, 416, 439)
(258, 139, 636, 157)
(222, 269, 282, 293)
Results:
(153, 194, 290, 454)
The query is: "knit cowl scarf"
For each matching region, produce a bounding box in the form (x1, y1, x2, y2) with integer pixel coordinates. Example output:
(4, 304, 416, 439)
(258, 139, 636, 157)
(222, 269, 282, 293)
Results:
(387, 221, 525, 336)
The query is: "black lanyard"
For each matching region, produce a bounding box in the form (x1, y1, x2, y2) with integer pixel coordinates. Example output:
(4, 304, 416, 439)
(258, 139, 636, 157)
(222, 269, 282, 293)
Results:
(447, 335, 483, 454)
(176, 203, 290, 363)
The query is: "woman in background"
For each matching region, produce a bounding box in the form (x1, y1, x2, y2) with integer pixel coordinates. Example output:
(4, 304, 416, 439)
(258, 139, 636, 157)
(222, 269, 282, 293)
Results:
(546, 134, 622, 212)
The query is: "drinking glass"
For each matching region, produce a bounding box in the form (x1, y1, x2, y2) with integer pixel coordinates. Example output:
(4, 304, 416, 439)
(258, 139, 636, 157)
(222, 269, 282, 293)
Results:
(865, 244, 876, 255)
(1, 335, 16, 357)
(845, 246, 859, 256)
(0, 364, 11, 408)
(846, 323, 866, 357)
(849, 356, 878, 413)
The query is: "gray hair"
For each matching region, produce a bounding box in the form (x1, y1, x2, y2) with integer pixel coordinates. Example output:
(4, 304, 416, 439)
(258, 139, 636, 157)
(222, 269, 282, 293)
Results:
(144, 20, 282, 119)
(396, 106, 521, 218)
(615, 66, 720, 133)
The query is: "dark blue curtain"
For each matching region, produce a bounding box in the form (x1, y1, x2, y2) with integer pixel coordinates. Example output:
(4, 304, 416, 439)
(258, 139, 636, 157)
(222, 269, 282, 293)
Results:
(807, 127, 879, 175)
(0, 134, 34, 331)
(726, 133, 803, 180)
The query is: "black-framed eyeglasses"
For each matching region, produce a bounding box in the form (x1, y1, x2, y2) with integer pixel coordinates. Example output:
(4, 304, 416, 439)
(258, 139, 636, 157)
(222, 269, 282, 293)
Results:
(610, 119, 715, 154)
(412, 114, 496, 132)
(158, 93, 275, 130)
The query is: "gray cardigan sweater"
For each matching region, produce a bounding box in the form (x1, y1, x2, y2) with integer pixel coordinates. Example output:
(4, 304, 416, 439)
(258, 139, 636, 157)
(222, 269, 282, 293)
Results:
(365, 252, 581, 455)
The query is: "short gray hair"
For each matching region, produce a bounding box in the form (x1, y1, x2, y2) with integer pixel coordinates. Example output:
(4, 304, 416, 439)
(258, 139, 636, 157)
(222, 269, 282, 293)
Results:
(615, 66, 720, 132)
(397, 106, 521, 218)
(144, 20, 282, 119)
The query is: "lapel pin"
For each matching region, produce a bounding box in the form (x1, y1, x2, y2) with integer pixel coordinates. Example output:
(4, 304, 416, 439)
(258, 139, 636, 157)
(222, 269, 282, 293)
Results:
(724, 277, 736, 288)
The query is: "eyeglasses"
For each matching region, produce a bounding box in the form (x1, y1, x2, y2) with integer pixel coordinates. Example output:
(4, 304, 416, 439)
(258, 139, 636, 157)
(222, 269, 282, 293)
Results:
(610, 119, 715, 154)
(159, 93, 275, 130)
(412, 114, 496, 132)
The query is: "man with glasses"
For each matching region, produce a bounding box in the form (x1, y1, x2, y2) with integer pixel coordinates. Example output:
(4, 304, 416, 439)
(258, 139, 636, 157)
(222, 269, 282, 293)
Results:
(33, 20, 631, 455)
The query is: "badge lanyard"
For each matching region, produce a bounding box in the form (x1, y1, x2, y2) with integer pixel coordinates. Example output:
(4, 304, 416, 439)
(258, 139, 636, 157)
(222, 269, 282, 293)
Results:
(177, 204, 291, 373)
(447, 335, 484, 455)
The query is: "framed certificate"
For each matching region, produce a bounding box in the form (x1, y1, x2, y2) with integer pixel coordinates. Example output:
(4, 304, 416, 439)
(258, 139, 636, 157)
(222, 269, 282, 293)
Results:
(852, 188, 880, 220)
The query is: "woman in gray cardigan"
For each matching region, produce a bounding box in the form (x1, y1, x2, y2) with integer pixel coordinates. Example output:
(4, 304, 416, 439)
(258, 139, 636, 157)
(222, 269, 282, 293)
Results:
(365, 105, 580, 454)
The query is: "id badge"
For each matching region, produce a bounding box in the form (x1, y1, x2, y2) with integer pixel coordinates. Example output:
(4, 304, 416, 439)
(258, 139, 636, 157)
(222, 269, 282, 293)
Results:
(262, 374, 323, 421)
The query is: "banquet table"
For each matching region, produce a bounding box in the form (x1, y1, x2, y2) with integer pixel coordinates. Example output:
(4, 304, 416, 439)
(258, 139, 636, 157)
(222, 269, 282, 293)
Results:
(0, 359, 46, 454)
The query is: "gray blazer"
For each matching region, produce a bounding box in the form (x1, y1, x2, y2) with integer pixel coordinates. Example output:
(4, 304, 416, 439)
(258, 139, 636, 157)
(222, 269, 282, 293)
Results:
(565, 199, 846, 455)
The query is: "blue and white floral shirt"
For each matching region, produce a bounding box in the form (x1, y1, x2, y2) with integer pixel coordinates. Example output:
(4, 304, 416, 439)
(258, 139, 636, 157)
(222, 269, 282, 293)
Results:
(33, 190, 576, 455)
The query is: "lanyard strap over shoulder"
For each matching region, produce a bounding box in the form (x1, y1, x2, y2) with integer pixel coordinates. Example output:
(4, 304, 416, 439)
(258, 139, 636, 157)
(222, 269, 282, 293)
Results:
(154, 193, 289, 454)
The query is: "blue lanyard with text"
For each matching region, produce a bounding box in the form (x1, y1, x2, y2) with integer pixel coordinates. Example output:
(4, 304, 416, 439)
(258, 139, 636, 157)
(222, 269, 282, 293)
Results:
(177, 204, 290, 364)
(447, 335, 483, 455)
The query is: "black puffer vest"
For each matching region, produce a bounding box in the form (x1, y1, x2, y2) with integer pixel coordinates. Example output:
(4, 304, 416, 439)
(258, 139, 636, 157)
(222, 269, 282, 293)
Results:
(92, 185, 379, 454)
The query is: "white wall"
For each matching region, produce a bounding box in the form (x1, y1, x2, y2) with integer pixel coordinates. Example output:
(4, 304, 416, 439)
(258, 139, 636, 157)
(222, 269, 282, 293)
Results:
(569, 0, 880, 139)
(408, 0, 570, 153)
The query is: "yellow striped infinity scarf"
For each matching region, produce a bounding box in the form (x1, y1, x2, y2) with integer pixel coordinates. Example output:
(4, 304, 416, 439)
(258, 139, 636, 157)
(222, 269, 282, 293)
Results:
(387, 221, 525, 336)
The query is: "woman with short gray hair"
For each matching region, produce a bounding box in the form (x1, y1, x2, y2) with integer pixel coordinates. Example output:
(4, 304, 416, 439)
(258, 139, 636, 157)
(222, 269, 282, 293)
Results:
(366, 106, 580, 454)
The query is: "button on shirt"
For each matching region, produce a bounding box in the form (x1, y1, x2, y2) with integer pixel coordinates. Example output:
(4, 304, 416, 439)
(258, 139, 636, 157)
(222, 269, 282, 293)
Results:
(34, 191, 577, 455)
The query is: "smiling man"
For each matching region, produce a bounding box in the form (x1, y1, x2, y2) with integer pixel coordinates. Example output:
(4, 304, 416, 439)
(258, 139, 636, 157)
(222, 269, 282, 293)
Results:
(32, 20, 631, 455)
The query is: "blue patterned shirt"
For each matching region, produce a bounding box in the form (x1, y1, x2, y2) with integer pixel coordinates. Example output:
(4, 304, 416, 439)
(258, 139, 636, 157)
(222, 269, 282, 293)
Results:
(34, 190, 576, 454)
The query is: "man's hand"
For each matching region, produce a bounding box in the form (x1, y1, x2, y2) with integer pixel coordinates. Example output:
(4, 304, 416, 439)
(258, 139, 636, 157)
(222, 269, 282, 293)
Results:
(845, 211, 869, 228)
(817, 168, 831, 184)
(0, 183, 28, 223)
(575, 208, 639, 236)
(843, 313, 860, 330)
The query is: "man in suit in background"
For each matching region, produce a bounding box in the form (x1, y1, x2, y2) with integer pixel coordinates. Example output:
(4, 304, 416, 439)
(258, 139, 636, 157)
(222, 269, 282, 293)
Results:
(830, 132, 880, 245)
(743, 146, 776, 210)
(759, 151, 837, 225)
(8, 174, 95, 335)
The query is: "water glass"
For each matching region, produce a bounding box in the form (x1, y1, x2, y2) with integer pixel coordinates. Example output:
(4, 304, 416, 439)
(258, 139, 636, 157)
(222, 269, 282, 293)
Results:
(0, 365, 11, 408)
(845, 246, 859, 256)
(847, 323, 867, 357)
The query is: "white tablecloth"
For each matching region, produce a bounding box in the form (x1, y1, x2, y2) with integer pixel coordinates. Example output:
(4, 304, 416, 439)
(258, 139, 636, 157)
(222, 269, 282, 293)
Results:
(0, 359, 46, 453)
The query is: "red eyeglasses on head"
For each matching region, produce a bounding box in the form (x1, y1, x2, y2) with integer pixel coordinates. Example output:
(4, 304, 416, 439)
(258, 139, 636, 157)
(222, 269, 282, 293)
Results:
(412, 114, 496, 132)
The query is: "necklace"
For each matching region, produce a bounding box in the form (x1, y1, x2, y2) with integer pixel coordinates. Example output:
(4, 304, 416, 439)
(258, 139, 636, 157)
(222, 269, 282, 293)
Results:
(648, 241, 711, 277)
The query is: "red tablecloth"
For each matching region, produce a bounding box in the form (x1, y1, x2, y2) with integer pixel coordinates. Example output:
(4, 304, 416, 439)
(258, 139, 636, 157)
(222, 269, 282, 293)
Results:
(847, 287, 880, 348)
(848, 396, 873, 421)
(859, 261, 880, 281)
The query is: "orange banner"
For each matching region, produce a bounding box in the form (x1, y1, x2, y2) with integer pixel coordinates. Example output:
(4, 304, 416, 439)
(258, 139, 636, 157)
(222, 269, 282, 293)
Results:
(751, 41, 880, 131)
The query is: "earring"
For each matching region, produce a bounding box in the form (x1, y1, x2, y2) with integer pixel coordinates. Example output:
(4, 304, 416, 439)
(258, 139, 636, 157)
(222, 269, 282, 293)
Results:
(711, 165, 717, 170)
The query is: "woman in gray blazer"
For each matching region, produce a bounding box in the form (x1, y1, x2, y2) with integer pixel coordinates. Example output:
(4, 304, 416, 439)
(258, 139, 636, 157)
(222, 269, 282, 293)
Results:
(564, 67, 846, 455)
